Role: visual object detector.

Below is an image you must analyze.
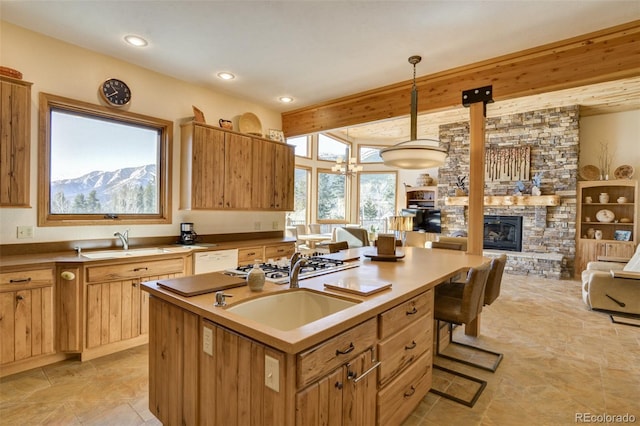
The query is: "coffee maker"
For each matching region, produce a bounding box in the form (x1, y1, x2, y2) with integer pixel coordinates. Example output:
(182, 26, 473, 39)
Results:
(179, 222, 197, 245)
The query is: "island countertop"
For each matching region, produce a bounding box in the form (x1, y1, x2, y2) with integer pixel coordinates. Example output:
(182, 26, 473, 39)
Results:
(141, 247, 488, 354)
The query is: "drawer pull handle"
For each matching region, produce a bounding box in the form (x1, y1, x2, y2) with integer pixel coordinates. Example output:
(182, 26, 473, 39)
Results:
(352, 361, 381, 384)
(247, 252, 256, 256)
(404, 385, 416, 398)
(406, 306, 418, 316)
(16, 295, 25, 301)
(336, 342, 355, 356)
(405, 341, 417, 350)
(335, 381, 343, 390)
(133, 267, 148, 272)
(9, 278, 31, 283)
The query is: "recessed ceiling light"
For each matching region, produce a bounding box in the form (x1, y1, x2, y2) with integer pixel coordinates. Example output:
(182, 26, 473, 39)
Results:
(279, 96, 294, 103)
(217, 72, 235, 80)
(124, 35, 148, 47)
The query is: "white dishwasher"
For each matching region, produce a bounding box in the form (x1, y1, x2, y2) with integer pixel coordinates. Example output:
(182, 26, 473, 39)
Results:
(194, 249, 239, 275)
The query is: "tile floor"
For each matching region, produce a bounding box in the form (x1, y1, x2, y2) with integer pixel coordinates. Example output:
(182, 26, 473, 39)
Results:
(1, 274, 638, 425)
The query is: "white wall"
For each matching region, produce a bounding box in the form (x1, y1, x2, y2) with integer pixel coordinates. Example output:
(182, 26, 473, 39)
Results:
(0, 22, 285, 245)
(579, 110, 640, 178)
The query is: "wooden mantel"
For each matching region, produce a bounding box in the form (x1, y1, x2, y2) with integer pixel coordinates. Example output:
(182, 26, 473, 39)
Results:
(445, 195, 560, 207)
(282, 20, 640, 137)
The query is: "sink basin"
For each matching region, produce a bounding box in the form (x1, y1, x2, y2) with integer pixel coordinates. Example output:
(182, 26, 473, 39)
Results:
(82, 246, 197, 259)
(226, 289, 360, 331)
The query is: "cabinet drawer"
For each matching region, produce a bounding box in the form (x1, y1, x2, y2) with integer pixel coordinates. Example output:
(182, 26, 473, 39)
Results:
(377, 351, 432, 426)
(0, 268, 53, 290)
(264, 243, 295, 260)
(379, 290, 432, 339)
(377, 314, 432, 386)
(297, 317, 377, 388)
(86, 257, 185, 283)
(237, 246, 265, 265)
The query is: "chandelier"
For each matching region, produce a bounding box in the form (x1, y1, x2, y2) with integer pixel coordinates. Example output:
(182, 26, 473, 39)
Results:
(331, 154, 363, 176)
(380, 56, 448, 169)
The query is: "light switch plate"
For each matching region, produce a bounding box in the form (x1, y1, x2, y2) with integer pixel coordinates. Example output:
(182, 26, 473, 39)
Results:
(17, 225, 34, 239)
(265, 355, 279, 392)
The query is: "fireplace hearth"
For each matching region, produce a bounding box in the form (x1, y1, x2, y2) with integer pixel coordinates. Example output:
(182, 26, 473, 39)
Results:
(484, 215, 523, 252)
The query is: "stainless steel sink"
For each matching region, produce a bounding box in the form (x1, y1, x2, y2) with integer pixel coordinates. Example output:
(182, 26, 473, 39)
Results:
(82, 246, 200, 259)
(225, 288, 360, 331)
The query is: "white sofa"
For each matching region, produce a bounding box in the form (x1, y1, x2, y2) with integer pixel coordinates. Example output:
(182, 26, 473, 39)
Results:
(581, 244, 640, 315)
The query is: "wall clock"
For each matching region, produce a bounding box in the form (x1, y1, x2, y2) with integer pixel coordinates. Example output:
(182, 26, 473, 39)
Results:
(99, 78, 131, 107)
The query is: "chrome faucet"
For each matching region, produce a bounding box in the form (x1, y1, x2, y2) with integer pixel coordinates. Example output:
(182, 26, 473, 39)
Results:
(114, 230, 129, 250)
(289, 255, 308, 289)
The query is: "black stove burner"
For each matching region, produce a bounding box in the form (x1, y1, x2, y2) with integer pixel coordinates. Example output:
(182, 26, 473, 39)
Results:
(232, 256, 348, 283)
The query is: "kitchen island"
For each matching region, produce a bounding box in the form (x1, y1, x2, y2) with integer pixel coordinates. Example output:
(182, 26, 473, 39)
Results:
(141, 246, 488, 426)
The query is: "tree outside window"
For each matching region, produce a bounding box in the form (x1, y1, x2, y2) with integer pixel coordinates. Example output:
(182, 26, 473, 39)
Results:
(317, 171, 346, 221)
(358, 172, 397, 232)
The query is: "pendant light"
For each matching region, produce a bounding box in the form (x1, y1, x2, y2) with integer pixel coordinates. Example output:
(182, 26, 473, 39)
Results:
(380, 56, 447, 169)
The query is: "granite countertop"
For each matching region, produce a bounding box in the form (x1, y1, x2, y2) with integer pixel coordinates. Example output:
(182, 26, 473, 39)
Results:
(142, 247, 489, 354)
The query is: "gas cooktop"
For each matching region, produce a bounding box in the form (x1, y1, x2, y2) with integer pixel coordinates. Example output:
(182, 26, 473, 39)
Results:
(226, 256, 359, 285)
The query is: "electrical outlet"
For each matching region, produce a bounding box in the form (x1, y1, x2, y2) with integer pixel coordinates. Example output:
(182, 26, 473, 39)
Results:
(254, 221, 261, 230)
(265, 355, 279, 392)
(272, 221, 278, 230)
(17, 226, 34, 239)
(203, 326, 213, 356)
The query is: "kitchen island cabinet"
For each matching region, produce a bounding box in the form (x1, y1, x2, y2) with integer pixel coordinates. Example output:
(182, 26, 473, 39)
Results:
(143, 247, 489, 425)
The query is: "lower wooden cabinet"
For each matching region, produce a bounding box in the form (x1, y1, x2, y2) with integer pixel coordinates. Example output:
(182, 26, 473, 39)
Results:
(575, 239, 636, 275)
(0, 268, 55, 365)
(296, 349, 377, 426)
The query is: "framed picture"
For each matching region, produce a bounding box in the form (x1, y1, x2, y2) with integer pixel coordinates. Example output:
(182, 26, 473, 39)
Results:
(268, 129, 285, 143)
(614, 230, 632, 241)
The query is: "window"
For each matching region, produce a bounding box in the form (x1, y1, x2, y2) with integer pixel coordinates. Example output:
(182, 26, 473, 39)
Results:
(317, 134, 349, 161)
(358, 145, 384, 163)
(286, 167, 310, 226)
(358, 172, 397, 232)
(317, 170, 347, 222)
(286, 135, 310, 158)
(38, 93, 172, 226)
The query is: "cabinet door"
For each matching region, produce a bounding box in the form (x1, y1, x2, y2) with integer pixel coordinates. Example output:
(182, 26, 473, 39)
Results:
(0, 286, 54, 364)
(86, 280, 140, 348)
(274, 142, 295, 210)
(605, 242, 635, 259)
(252, 139, 276, 209)
(296, 350, 377, 426)
(0, 77, 31, 207)
(57, 266, 82, 352)
(193, 125, 225, 209)
(224, 132, 253, 208)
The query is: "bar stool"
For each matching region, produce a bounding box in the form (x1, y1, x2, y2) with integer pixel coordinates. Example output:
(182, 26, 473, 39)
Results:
(430, 262, 491, 407)
(435, 254, 506, 372)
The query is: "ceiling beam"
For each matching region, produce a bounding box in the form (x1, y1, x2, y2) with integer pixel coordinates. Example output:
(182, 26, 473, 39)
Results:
(282, 20, 640, 137)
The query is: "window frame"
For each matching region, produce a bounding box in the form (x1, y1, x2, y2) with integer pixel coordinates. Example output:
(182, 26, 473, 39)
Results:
(38, 92, 173, 226)
(286, 135, 311, 159)
(315, 168, 348, 225)
(287, 165, 311, 226)
(357, 145, 385, 164)
(316, 133, 350, 162)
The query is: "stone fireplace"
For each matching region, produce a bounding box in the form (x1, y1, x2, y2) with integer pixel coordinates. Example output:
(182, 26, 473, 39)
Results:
(437, 105, 579, 279)
(483, 215, 523, 252)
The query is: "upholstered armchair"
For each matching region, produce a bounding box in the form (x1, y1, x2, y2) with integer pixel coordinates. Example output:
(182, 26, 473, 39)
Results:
(581, 244, 640, 315)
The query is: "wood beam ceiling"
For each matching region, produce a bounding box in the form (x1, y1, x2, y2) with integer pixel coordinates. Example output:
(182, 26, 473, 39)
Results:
(282, 20, 640, 137)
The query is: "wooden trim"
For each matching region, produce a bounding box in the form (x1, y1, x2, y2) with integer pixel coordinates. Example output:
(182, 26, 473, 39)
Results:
(445, 195, 561, 206)
(282, 20, 640, 137)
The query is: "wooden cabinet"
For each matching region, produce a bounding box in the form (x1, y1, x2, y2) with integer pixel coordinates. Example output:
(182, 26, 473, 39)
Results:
(0, 268, 54, 364)
(376, 290, 433, 426)
(0, 76, 32, 207)
(148, 295, 199, 426)
(181, 122, 294, 210)
(57, 265, 82, 352)
(405, 186, 437, 209)
(296, 349, 377, 426)
(265, 242, 296, 260)
(575, 180, 638, 276)
(84, 257, 186, 357)
(238, 242, 296, 266)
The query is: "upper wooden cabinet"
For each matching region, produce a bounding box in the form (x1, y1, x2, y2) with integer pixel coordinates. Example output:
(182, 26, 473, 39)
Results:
(0, 76, 32, 207)
(181, 122, 294, 210)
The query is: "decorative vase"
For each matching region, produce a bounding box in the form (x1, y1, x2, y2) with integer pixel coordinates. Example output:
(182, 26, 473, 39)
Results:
(246, 262, 265, 292)
(594, 230, 603, 240)
(585, 196, 592, 204)
(455, 188, 466, 196)
(599, 193, 609, 203)
(531, 186, 541, 196)
(416, 173, 434, 187)
(587, 228, 595, 239)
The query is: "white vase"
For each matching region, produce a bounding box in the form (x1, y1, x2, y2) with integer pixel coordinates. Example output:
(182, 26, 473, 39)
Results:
(599, 193, 609, 203)
(531, 186, 541, 196)
(594, 230, 603, 240)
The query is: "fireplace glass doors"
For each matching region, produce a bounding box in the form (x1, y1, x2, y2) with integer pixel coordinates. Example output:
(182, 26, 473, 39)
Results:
(483, 215, 523, 252)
